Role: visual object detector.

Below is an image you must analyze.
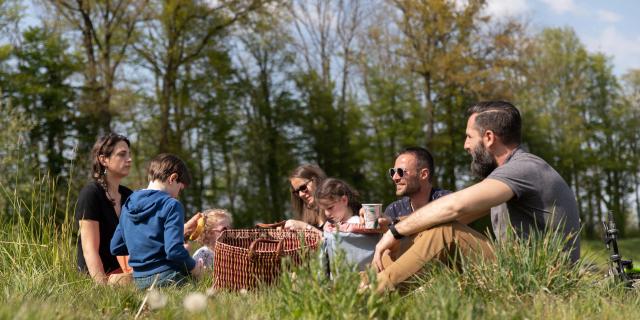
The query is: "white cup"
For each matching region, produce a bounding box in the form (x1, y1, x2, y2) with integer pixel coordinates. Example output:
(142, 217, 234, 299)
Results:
(362, 203, 382, 229)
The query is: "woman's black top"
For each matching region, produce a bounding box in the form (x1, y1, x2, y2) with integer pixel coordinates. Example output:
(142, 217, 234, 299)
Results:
(75, 181, 132, 274)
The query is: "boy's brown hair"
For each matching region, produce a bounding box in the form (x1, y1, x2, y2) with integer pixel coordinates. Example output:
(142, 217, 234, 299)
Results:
(147, 153, 192, 186)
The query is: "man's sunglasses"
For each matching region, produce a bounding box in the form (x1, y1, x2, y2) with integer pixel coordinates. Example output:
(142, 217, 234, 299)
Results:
(291, 180, 312, 195)
(388, 167, 408, 178)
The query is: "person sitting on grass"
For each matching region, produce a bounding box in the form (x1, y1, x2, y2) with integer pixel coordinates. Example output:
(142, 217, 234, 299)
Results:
(110, 153, 204, 289)
(371, 101, 581, 292)
(191, 208, 233, 269)
(315, 178, 382, 271)
(284, 164, 327, 233)
(76, 133, 133, 284)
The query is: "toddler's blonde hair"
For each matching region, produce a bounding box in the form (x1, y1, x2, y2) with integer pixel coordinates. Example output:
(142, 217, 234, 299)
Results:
(197, 208, 233, 244)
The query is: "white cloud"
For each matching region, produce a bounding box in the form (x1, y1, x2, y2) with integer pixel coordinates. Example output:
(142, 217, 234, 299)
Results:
(485, 0, 529, 17)
(540, 0, 577, 14)
(596, 9, 622, 23)
(584, 26, 640, 75)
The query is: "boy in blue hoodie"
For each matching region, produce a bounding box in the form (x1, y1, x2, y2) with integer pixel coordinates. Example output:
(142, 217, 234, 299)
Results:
(111, 153, 204, 289)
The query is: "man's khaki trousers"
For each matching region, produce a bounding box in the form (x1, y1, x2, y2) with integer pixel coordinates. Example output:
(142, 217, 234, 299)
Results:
(376, 221, 494, 292)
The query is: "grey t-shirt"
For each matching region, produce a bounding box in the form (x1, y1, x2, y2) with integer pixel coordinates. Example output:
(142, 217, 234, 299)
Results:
(487, 147, 581, 262)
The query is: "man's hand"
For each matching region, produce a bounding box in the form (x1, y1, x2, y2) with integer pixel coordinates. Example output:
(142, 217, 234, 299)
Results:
(376, 217, 391, 232)
(184, 212, 203, 238)
(372, 231, 398, 272)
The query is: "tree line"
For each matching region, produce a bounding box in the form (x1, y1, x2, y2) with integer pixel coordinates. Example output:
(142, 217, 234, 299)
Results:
(1, 0, 639, 237)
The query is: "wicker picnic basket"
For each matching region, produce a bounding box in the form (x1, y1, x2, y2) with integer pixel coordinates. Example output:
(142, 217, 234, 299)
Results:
(212, 222, 321, 290)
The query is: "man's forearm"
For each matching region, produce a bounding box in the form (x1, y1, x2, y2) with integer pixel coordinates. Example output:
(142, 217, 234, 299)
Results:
(394, 193, 461, 236)
(457, 209, 490, 225)
(393, 179, 514, 236)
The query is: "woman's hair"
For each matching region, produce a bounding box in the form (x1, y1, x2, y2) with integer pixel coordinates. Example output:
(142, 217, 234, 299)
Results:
(147, 153, 192, 187)
(90, 133, 130, 205)
(289, 164, 327, 226)
(314, 178, 361, 216)
(197, 208, 233, 243)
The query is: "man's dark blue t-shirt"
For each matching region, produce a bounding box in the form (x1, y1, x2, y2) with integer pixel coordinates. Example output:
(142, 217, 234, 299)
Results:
(384, 188, 452, 222)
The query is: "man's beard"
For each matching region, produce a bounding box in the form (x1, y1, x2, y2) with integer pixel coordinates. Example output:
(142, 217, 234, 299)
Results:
(397, 176, 421, 197)
(470, 142, 497, 178)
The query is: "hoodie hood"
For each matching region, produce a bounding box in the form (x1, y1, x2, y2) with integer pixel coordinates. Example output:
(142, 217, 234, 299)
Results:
(123, 189, 169, 222)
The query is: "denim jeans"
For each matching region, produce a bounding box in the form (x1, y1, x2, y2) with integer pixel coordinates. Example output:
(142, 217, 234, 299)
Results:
(134, 269, 189, 290)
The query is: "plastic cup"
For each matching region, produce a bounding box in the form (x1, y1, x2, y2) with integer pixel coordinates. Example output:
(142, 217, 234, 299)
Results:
(362, 203, 382, 229)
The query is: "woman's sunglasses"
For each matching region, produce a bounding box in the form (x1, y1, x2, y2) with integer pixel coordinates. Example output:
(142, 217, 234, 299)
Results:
(291, 180, 312, 195)
(388, 167, 408, 178)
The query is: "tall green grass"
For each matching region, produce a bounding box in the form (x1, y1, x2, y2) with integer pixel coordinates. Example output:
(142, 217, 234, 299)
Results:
(0, 173, 77, 296)
(1, 174, 639, 319)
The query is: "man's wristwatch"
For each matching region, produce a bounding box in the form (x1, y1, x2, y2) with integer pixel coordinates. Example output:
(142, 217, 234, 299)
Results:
(389, 223, 404, 240)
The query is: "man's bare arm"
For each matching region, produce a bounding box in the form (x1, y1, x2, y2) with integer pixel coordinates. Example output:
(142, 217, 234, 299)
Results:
(457, 209, 490, 225)
(394, 179, 514, 236)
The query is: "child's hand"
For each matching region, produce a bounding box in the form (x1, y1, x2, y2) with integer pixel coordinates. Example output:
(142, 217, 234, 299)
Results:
(191, 258, 204, 279)
(184, 212, 203, 238)
(189, 216, 206, 241)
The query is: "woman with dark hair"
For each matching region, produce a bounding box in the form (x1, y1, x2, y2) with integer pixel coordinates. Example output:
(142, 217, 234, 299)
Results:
(285, 164, 327, 232)
(76, 133, 133, 284)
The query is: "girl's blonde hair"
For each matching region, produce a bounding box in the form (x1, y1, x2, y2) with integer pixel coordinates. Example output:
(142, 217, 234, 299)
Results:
(197, 208, 233, 243)
(202, 208, 233, 225)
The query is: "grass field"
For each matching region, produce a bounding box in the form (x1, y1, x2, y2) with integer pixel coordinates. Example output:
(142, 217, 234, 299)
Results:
(582, 238, 640, 268)
(1, 179, 639, 319)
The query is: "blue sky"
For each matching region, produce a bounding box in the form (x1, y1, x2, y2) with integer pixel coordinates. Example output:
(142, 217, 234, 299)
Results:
(485, 0, 640, 76)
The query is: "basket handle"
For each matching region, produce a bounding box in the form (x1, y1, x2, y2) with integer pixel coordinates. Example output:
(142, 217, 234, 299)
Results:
(255, 221, 287, 229)
(247, 238, 284, 261)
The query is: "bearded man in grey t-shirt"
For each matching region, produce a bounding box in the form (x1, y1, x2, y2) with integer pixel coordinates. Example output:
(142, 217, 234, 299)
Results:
(371, 100, 581, 292)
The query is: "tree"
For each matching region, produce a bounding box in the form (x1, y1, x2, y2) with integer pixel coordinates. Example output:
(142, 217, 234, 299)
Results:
(390, 0, 523, 190)
(46, 0, 146, 137)
(515, 28, 635, 236)
(621, 69, 640, 229)
(356, 3, 425, 203)
(8, 27, 79, 177)
(289, 0, 366, 188)
(134, 0, 266, 155)
(232, 9, 299, 224)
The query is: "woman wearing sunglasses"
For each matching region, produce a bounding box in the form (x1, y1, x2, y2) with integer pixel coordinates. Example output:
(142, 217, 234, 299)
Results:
(285, 164, 327, 232)
(76, 133, 133, 284)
